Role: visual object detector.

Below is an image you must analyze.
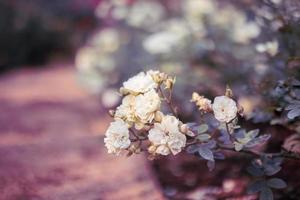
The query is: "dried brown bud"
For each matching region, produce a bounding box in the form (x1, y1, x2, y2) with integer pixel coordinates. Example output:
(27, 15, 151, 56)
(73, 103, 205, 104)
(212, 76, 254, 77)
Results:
(237, 104, 244, 117)
(126, 151, 133, 157)
(164, 77, 176, 90)
(225, 85, 233, 98)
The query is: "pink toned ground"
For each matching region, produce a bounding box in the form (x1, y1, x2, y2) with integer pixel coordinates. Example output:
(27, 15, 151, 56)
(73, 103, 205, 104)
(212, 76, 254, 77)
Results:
(0, 65, 164, 200)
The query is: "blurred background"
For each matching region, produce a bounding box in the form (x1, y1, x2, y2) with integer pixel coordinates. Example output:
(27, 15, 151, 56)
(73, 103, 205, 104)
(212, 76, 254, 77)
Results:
(0, 0, 299, 199)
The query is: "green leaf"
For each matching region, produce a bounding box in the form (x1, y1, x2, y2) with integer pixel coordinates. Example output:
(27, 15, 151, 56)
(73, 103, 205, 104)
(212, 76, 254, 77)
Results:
(247, 180, 266, 194)
(234, 142, 244, 151)
(197, 124, 209, 134)
(259, 187, 273, 200)
(198, 147, 214, 161)
(196, 134, 211, 141)
(247, 129, 260, 138)
(267, 178, 287, 189)
(247, 166, 264, 177)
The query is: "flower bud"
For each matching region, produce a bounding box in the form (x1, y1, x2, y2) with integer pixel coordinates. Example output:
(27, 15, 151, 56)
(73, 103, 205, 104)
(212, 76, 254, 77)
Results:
(180, 124, 188, 133)
(147, 70, 167, 84)
(225, 85, 233, 98)
(191, 92, 200, 102)
(129, 144, 137, 152)
(135, 147, 141, 154)
(108, 109, 115, 117)
(164, 77, 176, 90)
(148, 145, 156, 154)
(119, 87, 127, 95)
(154, 111, 163, 122)
(191, 92, 212, 113)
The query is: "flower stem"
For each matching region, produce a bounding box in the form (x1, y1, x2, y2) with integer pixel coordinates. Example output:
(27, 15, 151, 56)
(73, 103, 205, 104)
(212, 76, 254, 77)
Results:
(217, 144, 300, 161)
(158, 86, 178, 117)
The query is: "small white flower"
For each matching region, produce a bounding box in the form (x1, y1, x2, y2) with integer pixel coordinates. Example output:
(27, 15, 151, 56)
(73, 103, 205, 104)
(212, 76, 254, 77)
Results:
(121, 72, 157, 95)
(255, 40, 278, 56)
(148, 115, 186, 155)
(126, 1, 165, 29)
(114, 95, 136, 124)
(104, 119, 131, 155)
(212, 96, 238, 123)
(143, 31, 184, 54)
(135, 89, 161, 125)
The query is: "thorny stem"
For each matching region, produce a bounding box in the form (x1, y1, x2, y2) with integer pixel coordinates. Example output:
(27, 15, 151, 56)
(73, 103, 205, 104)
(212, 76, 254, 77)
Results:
(158, 86, 178, 117)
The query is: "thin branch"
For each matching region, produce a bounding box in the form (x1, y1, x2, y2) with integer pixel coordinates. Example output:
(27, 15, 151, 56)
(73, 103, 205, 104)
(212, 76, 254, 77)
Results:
(225, 122, 231, 135)
(129, 128, 139, 140)
(158, 86, 178, 117)
(217, 144, 300, 161)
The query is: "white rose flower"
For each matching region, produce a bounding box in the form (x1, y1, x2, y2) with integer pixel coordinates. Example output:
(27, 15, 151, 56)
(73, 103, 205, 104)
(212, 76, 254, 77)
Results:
(104, 119, 131, 155)
(114, 95, 136, 124)
(155, 145, 171, 156)
(135, 89, 161, 125)
(148, 115, 186, 155)
(168, 133, 187, 155)
(212, 96, 238, 123)
(121, 72, 157, 95)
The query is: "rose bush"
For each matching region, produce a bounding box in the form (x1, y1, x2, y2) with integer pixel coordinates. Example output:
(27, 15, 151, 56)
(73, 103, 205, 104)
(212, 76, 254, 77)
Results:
(104, 70, 300, 200)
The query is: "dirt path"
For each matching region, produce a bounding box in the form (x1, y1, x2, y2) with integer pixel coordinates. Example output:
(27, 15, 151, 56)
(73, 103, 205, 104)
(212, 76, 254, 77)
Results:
(0, 65, 164, 200)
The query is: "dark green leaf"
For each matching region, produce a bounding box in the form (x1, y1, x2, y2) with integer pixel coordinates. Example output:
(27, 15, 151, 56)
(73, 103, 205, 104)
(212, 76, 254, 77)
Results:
(287, 108, 300, 119)
(186, 144, 200, 154)
(259, 187, 273, 200)
(247, 166, 264, 177)
(197, 124, 209, 134)
(265, 166, 281, 176)
(247, 180, 266, 194)
(247, 129, 260, 138)
(196, 134, 211, 141)
(267, 178, 287, 189)
(198, 147, 214, 161)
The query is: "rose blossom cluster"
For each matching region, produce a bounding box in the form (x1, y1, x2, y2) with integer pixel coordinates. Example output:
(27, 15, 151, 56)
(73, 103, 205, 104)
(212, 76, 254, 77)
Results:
(104, 70, 243, 157)
(104, 70, 186, 156)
